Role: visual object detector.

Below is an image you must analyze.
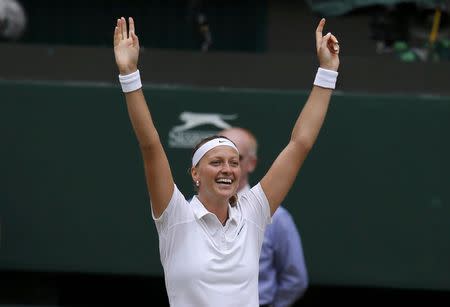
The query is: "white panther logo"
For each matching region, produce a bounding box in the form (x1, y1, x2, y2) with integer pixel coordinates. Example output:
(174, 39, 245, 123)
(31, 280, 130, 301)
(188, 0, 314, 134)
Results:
(168, 111, 238, 148)
(172, 112, 237, 132)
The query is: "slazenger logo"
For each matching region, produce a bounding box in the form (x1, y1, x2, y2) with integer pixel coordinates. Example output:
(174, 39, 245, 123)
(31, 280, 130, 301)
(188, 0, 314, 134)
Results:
(168, 111, 237, 148)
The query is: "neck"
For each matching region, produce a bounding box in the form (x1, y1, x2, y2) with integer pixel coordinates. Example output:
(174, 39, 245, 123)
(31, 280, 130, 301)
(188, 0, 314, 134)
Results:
(197, 194, 229, 225)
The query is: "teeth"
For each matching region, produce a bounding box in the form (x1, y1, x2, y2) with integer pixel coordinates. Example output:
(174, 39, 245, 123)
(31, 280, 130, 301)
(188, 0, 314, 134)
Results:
(217, 178, 232, 184)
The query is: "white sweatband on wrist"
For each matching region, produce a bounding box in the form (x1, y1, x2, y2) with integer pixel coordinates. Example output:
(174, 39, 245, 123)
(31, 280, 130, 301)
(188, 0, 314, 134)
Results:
(119, 70, 142, 93)
(313, 67, 338, 89)
(192, 138, 239, 167)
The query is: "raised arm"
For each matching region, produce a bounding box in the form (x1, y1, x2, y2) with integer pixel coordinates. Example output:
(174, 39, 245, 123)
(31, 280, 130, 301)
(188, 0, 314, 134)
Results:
(114, 17, 174, 217)
(260, 18, 339, 215)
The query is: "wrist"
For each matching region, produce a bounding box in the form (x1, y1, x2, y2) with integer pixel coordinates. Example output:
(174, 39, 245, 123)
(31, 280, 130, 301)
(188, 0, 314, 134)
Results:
(319, 65, 338, 72)
(318, 58, 339, 72)
(118, 65, 138, 76)
(313, 67, 338, 89)
(119, 69, 142, 93)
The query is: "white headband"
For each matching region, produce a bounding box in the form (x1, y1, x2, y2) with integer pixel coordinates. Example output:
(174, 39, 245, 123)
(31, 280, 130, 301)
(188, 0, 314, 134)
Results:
(192, 138, 239, 167)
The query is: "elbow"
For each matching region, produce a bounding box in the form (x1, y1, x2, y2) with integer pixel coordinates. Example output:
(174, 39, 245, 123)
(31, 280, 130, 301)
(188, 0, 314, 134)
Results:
(138, 132, 161, 151)
(292, 265, 309, 295)
(139, 142, 154, 152)
(295, 278, 309, 299)
(139, 141, 162, 157)
(300, 277, 309, 292)
(293, 134, 314, 153)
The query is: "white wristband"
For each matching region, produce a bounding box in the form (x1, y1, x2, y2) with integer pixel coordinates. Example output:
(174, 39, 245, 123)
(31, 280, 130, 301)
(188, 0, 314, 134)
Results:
(119, 70, 142, 93)
(313, 67, 338, 89)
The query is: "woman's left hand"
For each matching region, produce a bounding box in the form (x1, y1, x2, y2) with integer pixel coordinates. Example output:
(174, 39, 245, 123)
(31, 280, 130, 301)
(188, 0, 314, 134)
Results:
(315, 18, 340, 71)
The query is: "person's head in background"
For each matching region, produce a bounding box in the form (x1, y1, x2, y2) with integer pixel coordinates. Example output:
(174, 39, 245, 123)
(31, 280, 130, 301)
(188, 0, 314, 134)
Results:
(219, 127, 258, 192)
(0, 0, 27, 41)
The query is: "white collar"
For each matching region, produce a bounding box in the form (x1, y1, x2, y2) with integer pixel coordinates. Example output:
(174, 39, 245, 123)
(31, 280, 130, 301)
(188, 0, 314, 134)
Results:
(190, 195, 238, 223)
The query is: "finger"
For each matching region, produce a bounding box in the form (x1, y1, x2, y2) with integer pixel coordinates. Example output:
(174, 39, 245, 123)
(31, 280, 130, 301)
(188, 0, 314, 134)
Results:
(127, 17, 140, 46)
(119, 18, 125, 40)
(315, 18, 326, 51)
(328, 34, 339, 53)
(129, 17, 135, 36)
(121, 17, 127, 39)
(330, 34, 339, 44)
(328, 42, 339, 54)
(131, 29, 139, 46)
(114, 25, 120, 46)
(113, 19, 120, 46)
(321, 32, 332, 51)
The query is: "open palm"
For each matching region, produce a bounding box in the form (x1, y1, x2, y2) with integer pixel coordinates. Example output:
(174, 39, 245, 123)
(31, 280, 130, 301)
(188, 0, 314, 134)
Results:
(114, 17, 140, 75)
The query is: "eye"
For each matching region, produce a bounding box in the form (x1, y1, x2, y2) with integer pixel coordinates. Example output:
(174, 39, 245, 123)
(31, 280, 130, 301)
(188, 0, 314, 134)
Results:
(230, 160, 239, 167)
(210, 160, 221, 166)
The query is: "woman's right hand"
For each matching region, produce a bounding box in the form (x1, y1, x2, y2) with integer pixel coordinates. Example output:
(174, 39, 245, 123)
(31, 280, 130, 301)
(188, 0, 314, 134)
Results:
(113, 17, 140, 75)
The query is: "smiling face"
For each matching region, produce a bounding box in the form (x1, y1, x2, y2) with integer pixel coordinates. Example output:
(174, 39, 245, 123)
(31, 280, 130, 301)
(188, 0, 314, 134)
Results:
(219, 128, 258, 192)
(191, 145, 241, 205)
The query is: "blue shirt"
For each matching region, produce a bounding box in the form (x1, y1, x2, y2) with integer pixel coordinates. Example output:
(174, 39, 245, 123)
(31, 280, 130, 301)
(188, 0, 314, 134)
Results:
(258, 206, 309, 307)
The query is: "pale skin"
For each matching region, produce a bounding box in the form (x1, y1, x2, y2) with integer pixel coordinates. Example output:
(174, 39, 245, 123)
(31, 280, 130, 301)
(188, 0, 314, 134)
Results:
(219, 128, 258, 192)
(113, 17, 339, 221)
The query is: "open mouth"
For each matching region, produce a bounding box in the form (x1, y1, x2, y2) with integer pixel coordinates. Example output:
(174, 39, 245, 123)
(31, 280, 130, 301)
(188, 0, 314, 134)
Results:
(216, 178, 233, 185)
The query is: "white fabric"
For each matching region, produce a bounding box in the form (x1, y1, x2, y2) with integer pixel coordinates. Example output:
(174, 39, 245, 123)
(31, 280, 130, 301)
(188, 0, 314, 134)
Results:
(313, 67, 338, 89)
(238, 183, 272, 223)
(118, 69, 142, 93)
(237, 183, 251, 196)
(192, 138, 239, 166)
(153, 183, 271, 307)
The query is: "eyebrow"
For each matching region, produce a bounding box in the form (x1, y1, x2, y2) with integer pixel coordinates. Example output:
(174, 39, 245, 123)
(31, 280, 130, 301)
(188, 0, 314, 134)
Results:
(208, 155, 239, 160)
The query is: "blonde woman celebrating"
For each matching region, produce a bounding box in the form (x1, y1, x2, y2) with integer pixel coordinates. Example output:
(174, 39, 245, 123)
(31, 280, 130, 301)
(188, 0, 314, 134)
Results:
(113, 16, 339, 307)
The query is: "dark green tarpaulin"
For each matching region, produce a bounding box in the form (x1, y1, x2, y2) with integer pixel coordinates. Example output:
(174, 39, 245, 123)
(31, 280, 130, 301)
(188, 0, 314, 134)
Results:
(305, 0, 442, 16)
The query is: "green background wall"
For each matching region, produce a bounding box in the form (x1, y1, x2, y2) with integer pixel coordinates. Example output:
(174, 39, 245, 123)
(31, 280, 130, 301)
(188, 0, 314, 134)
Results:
(1, 80, 449, 291)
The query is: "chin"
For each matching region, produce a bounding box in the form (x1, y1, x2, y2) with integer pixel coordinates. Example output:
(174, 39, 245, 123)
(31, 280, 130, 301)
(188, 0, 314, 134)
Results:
(215, 186, 235, 198)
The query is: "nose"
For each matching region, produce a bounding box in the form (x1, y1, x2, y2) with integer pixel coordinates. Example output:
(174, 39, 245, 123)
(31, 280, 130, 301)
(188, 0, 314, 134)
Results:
(220, 162, 232, 173)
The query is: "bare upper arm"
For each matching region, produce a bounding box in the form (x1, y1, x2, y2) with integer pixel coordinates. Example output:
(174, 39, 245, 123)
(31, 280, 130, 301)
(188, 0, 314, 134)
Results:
(141, 142, 175, 218)
(260, 141, 310, 215)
